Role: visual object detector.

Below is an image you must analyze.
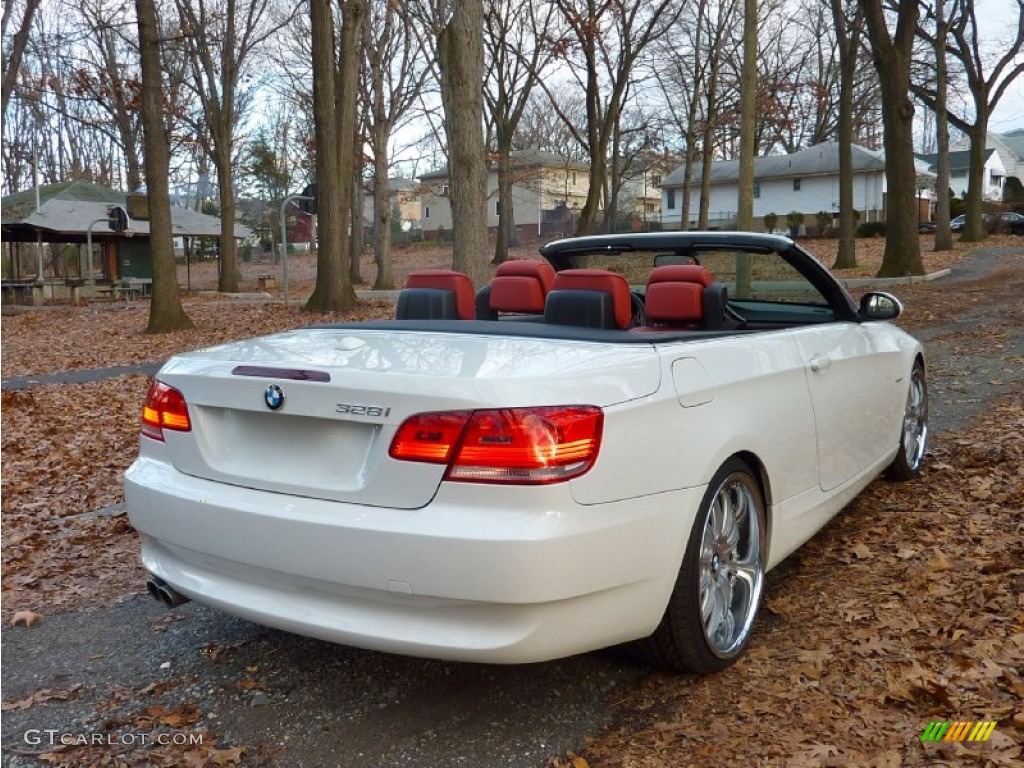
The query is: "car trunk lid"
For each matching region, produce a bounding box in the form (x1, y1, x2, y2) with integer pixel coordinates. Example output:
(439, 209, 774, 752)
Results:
(155, 328, 660, 509)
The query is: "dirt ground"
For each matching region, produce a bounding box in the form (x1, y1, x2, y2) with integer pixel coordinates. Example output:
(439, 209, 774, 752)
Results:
(1, 237, 1022, 768)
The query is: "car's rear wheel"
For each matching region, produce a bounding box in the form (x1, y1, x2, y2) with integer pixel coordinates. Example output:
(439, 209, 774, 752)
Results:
(631, 458, 766, 673)
(886, 360, 928, 481)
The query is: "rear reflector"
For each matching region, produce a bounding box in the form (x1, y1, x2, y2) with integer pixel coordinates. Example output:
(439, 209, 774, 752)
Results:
(389, 406, 603, 484)
(141, 380, 192, 441)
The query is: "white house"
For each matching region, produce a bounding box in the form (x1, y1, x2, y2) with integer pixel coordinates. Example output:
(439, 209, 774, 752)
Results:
(950, 130, 1024, 187)
(917, 148, 1007, 200)
(418, 149, 589, 238)
(659, 141, 936, 230)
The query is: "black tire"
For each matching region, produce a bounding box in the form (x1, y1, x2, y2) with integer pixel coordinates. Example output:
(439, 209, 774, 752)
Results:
(885, 360, 928, 481)
(630, 458, 766, 673)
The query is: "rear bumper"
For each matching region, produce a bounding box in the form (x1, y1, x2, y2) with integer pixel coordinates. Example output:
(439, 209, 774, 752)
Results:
(125, 456, 703, 663)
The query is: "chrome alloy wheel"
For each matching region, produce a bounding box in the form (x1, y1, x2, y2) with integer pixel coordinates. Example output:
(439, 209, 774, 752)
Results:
(698, 473, 765, 659)
(901, 367, 928, 472)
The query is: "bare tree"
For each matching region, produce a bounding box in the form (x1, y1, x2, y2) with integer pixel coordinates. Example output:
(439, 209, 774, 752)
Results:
(173, 0, 291, 292)
(436, 0, 489, 286)
(911, 0, 1024, 242)
(484, 0, 554, 260)
(543, 0, 683, 235)
(923, 0, 953, 251)
(305, 0, 364, 311)
(360, 0, 430, 289)
(830, 0, 864, 269)
(512, 89, 588, 160)
(135, 0, 192, 332)
(1, 0, 41, 114)
(860, 0, 923, 276)
(736, 0, 757, 234)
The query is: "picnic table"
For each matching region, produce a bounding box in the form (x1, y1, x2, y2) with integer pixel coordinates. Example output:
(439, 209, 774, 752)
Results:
(90, 278, 152, 306)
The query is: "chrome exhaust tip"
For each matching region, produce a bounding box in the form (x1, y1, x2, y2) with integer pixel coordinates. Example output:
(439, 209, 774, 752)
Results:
(146, 575, 191, 608)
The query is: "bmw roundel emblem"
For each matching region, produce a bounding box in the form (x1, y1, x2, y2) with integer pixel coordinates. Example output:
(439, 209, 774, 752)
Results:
(264, 384, 285, 411)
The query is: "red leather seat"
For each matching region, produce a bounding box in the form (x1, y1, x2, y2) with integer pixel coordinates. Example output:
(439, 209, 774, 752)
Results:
(643, 265, 714, 327)
(399, 270, 476, 320)
(488, 260, 556, 314)
(545, 269, 633, 330)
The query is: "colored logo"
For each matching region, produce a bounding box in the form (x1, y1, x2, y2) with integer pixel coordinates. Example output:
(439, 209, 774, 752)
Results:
(921, 721, 997, 743)
(264, 384, 285, 411)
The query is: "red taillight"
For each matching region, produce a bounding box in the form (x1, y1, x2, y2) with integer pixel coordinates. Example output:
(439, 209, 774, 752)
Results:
(389, 411, 472, 463)
(389, 406, 603, 484)
(141, 380, 192, 441)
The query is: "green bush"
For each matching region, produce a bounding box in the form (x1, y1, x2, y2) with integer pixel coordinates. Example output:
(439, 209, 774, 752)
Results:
(856, 221, 886, 238)
(763, 212, 779, 232)
(815, 210, 833, 237)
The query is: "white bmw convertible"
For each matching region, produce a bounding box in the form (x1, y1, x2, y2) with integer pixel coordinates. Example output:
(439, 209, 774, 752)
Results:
(125, 232, 928, 673)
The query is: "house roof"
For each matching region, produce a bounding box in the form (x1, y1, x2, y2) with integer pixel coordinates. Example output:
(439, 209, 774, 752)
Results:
(419, 149, 589, 180)
(2, 181, 252, 241)
(662, 142, 903, 188)
(995, 131, 1024, 161)
(916, 148, 997, 173)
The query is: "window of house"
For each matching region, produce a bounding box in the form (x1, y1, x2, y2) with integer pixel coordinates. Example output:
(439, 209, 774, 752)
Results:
(424, 205, 430, 219)
(753, 182, 760, 199)
(793, 178, 801, 191)
(495, 200, 502, 216)
(652, 174, 662, 187)
(442, 184, 449, 195)
(667, 189, 676, 209)
(571, 172, 577, 186)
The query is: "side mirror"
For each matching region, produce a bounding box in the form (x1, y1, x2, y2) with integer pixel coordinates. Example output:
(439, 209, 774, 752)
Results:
(860, 291, 902, 321)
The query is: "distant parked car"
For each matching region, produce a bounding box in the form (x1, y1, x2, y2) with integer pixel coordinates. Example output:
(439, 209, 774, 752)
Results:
(918, 221, 937, 234)
(989, 212, 1024, 235)
(949, 212, 1024, 235)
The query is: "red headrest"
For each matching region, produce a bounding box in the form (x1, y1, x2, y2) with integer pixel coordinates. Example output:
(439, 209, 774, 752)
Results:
(495, 260, 555, 293)
(490, 260, 556, 313)
(405, 270, 475, 320)
(648, 264, 714, 287)
(645, 282, 704, 323)
(551, 269, 632, 329)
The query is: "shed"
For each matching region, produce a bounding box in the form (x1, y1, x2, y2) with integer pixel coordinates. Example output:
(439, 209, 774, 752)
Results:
(2, 181, 251, 283)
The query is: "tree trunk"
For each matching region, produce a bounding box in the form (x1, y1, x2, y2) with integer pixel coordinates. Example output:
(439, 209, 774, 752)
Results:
(305, 0, 361, 312)
(831, 0, 861, 269)
(1, 0, 41, 115)
(960, 122, 988, 242)
(306, 0, 346, 310)
(932, 0, 952, 252)
(215, 144, 239, 292)
(372, 138, 394, 289)
(861, 0, 923, 277)
(350, 170, 364, 284)
(736, 0, 757, 232)
(135, 0, 192, 333)
(437, 0, 489, 286)
(493, 145, 513, 264)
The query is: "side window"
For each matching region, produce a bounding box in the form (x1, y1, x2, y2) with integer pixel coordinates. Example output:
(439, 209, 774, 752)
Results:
(753, 182, 760, 199)
(667, 189, 676, 209)
(696, 249, 835, 320)
(424, 205, 430, 219)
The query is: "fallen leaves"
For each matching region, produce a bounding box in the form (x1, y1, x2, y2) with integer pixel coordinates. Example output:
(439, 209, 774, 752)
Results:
(570, 396, 1024, 767)
(1, 684, 82, 711)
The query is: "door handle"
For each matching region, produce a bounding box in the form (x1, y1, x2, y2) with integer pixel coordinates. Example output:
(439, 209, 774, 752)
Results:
(809, 356, 832, 372)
